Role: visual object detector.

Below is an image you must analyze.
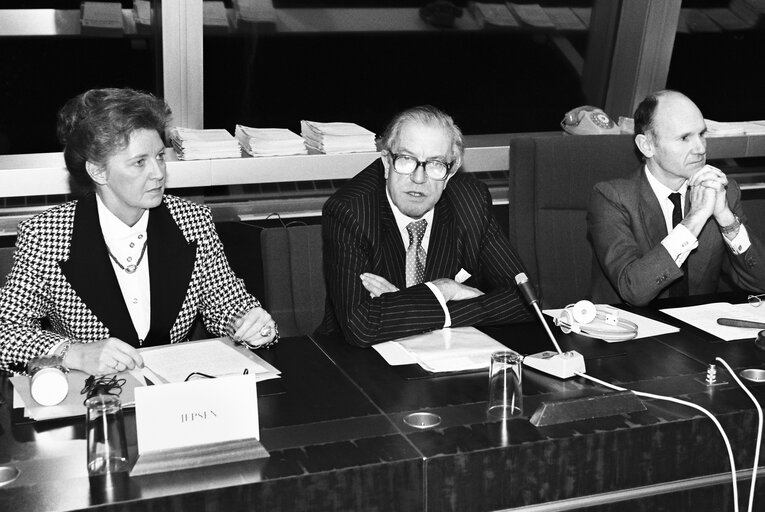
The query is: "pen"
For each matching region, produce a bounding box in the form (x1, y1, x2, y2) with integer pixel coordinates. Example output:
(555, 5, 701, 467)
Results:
(716, 318, 765, 329)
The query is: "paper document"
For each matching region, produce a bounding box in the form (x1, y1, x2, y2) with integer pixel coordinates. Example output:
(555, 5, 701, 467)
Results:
(140, 338, 280, 383)
(661, 302, 765, 341)
(543, 306, 679, 341)
(11, 370, 144, 421)
(373, 327, 508, 373)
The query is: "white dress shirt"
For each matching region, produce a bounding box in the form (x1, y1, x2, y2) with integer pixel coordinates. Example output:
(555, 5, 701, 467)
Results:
(96, 195, 151, 344)
(386, 189, 451, 328)
(645, 166, 750, 267)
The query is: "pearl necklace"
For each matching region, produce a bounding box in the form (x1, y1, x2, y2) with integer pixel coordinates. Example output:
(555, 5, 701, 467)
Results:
(106, 240, 148, 274)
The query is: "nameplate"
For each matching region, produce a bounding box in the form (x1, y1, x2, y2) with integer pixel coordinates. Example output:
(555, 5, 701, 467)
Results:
(134, 374, 259, 454)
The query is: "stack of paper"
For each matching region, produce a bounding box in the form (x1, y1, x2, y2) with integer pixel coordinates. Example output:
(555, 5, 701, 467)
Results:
(140, 338, 281, 384)
(470, 2, 519, 28)
(132, 0, 152, 33)
(80, 1, 124, 36)
(705, 119, 765, 137)
(300, 121, 377, 154)
(235, 125, 307, 156)
(170, 127, 242, 160)
(233, 0, 277, 24)
(11, 370, 144, 421)
(546, 7, 587, 30)
(506, 3, 555, 28)
(203, 1, 231, 33)
(373, 327, 508, 373)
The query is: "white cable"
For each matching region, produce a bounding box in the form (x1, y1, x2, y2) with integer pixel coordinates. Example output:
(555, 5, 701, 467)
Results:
(575, 371, 739, 512)
(716, 357, 763, 512)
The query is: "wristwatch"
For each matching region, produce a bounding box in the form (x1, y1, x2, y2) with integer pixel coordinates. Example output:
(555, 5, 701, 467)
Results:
(720, 215, 741, 236)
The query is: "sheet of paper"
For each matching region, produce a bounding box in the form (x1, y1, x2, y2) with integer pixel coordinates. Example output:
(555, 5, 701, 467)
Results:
(543, 306, 679, 341)
(11, 370, 143, 421)
(661, 302, 765, 341)
(373, 340, 417, 366)
(374, 327, 508, 373)
(140, 338, 280, 383)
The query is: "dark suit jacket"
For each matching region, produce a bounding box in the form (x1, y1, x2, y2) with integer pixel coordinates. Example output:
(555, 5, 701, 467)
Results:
(0, 194, 258, 372)
(587, 168, 765, 306)
(319, 159, 532, 347)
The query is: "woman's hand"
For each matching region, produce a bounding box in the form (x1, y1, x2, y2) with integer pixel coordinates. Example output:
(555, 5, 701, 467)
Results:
(63, 338, 144, 375)
(228, 307, 279, 349)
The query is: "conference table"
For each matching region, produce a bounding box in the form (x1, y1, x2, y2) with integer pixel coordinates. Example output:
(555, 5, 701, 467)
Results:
(1, 293, 764, 511)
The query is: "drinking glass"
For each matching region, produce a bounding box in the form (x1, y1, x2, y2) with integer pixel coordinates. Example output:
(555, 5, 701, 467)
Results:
(85, 395, 129, 475)
(487, 350, 523, 419)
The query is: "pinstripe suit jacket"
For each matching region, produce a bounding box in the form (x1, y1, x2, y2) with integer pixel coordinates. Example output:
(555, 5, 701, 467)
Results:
(0, 194, 258, 373)
(587, 169, 765, 306)
(320, 159, 533, 347)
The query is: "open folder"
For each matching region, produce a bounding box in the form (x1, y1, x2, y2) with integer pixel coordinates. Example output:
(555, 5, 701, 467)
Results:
(373, 327, 508, 373)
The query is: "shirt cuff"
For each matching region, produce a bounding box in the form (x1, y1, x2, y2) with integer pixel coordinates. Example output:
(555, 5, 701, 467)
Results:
(724, 223, 751, 255)
(661, 223, 699, 266)
(48, 339, 67, 356)
(425, 281, 451, 328)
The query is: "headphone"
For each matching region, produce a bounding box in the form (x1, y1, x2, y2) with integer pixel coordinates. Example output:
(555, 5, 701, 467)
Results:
(554, 300, 638, 342)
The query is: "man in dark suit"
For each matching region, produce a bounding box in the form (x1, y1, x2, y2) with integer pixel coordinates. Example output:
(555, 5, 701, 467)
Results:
(587, 90, 765, 306)
(320, 105, 532, 347)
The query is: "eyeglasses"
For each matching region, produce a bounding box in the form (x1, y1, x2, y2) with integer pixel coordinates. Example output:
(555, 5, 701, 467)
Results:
(748, 294, 765, 307)
(389, 153, 454, 181)
(184, 368, 249, 382)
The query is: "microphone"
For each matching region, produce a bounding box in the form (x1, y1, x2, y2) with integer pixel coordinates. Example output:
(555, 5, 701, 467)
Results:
(514, 273, 585, 379)
(514, 273, 538, 305)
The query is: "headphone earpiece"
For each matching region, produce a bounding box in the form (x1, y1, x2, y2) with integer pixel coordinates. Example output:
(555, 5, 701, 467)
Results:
(571, 300, 597, 324)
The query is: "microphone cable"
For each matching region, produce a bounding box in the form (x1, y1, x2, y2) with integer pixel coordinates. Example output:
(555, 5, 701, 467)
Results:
(575, 371, 740, 512)
(513, 273, 761, 512)
(715, 357, 762, 512)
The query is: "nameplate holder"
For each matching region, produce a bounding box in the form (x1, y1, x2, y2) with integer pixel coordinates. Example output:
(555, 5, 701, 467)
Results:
(529, 390, 646, 427)
(130, 374, 268, 476)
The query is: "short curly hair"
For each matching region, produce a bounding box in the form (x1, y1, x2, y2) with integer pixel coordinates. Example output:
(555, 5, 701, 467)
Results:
(56, 88, 172, 190)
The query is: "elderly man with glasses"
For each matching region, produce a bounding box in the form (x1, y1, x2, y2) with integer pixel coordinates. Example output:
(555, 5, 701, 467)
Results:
(319, 105, 532, 347)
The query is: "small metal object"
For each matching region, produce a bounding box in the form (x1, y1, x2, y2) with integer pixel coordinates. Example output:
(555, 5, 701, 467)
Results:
(403, 412, 441, 429)
(756, 330, 765, 352)
(705, 364, 717, 385)
(740, 369, 765, 383)
(0, 466, 20, 487)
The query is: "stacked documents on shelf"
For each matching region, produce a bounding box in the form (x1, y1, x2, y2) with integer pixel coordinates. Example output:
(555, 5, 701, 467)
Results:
(233, 0, 277, 25)
(81, 1, 124, 36)
(235, 125, 308, 156)
(300, 121, 377, 154)
(203, 1, 231, 33)
(170, 127, 242, 160)
(705, 119, 765, 136)
(470, 2, 519, 28)
(133, 0, 152, 33)
(545, 7, 587, 30)
(506, 3, 555, 28)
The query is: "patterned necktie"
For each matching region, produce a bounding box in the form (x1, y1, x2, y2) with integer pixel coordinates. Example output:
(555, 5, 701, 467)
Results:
(405, 218, 428, 288)
(668, 192, 689, 296)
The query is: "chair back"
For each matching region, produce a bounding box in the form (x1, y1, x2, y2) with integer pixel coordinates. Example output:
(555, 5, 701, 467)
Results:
(508, 133, 639, 308)
(260, 224, 325, 337)
(0, 246, 15, 286)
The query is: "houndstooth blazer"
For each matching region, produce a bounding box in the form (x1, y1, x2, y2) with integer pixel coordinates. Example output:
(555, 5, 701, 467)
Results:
(0, 194, 258, 373)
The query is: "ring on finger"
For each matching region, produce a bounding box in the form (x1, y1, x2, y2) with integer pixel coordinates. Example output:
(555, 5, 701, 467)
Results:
(259, 325, 273, 337)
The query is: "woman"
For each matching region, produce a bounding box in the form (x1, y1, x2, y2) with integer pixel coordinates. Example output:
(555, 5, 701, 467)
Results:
(0, 88, 277, 375)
